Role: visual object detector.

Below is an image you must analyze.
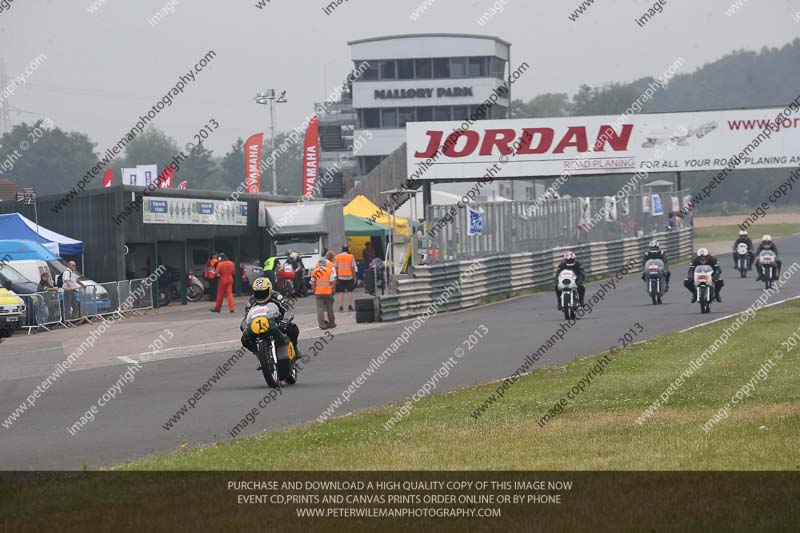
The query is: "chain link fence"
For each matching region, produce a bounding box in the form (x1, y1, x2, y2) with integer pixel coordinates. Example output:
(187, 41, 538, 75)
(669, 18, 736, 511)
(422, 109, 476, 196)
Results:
(422, 190, 692, 264)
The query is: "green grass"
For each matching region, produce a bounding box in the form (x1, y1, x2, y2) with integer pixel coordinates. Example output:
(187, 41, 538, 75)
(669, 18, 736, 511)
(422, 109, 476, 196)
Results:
(694, 223, 800, 245)
(123, 300, 800, 471)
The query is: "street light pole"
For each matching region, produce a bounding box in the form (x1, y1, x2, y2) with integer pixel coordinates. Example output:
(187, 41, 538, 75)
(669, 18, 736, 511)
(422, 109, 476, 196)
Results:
(255, 89, 287, 195)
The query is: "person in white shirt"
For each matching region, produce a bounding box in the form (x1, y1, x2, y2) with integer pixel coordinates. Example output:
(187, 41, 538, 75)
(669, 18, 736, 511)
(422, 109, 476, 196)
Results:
(61, 261, 85, 321)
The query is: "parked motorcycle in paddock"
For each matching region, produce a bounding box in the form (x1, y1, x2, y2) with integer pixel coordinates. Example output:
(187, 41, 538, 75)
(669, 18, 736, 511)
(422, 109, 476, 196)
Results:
(158, 270, 205, 306)
(187, 271, 204, 302)
(645, 259, 665, 305)
(243, 302, 299, 388)
(758, 250, 777, 289)
(693, 265, 715, 314)
(557, 270, 579, 321)
(736, 243, 750, 278)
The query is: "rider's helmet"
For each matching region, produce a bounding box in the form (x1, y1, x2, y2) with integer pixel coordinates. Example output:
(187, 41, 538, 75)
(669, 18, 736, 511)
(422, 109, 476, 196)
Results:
(252, 277, 272, 304)
(739, 230, 748, 237)
(762, 235, 773, 248)
(649, 240, 661, 253)
(697, 248, 710, 263)
(564, 251, 576, 266)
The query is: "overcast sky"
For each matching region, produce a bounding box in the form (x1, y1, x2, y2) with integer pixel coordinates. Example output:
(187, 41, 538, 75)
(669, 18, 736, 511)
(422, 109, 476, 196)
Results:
(1, 0, 798, 156)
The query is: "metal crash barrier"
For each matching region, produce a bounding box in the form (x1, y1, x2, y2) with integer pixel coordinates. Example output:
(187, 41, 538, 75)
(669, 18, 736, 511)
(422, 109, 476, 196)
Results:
(20, 291, 68, 334)
(13, 277, 155, 336)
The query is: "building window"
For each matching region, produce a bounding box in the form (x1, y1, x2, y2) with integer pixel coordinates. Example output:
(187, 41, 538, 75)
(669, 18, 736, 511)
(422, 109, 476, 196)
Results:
(433, 107, 451, 121)
(491, 105, 508, 119)
(398, 108, 416, 127)
(360, 62, 379, 80)
(360, 156, 384, 175)
(397, 59, 414, 80)
(380, 60, 396, 79)
(381, 108, 398, 128)
(415, 58, 432, 79)
(452, 106, 469, 121)
(468, 57, 486, 77)
(362, 109, 380, 128)
(489, 57, 505, 79)
(433, 58, 450, 78)
(416, 107, 433, 122)
(450, 58, 467, 78)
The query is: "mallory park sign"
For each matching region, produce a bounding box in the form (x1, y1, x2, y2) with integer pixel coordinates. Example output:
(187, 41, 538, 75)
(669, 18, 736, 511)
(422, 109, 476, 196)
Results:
(374, 87, 475, 99)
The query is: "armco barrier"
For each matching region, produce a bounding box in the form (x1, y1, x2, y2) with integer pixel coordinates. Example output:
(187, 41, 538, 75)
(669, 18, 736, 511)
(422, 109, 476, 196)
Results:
(379, 228, 693, 321)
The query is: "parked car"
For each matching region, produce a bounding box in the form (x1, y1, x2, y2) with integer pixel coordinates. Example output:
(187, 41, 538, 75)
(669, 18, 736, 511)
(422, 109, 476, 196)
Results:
(0, 263, 40, 295)
(0, 281, 25, 338)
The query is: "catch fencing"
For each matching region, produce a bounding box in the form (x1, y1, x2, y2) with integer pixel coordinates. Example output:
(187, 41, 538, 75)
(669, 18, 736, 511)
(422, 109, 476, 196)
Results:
(19, 277, 154, 334)
(380, 227, 693, 321)
(423, 190, 691, 264)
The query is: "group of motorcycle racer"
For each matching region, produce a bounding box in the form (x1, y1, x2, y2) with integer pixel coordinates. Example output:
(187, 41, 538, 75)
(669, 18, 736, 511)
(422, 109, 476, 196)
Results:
(239, 229, 784, 373)
(553, 231, 782, 312)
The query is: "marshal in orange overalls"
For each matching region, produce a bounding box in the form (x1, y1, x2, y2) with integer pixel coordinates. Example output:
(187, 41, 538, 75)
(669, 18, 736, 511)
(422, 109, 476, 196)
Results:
(214, 258, 236, 312)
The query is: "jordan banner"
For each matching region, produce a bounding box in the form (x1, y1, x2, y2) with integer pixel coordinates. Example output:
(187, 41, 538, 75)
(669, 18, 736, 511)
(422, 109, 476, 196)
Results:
(245, 133, 264, 194)
(406, 106, 800, 180)
(302, 116, 319, 197)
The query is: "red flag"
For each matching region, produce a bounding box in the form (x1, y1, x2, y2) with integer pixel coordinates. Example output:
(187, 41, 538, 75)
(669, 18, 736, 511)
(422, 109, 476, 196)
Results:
(244, 133, 264, 194)
(158, 166, 174, 188)
(302, 116, 319, 197)
(178, 181, 187, 190)
(102, 168, 113, 188)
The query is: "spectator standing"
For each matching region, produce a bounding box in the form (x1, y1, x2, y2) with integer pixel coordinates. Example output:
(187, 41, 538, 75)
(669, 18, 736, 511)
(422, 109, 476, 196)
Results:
(61, 261, 85, 321)
(37, 272, 58, 293)
(211, 253, 236, 313)
(362, 241, 375, 264)
(262, 255, 279, 287)
(335, 246, 357, 312)
(204, 252, 220, 301)
(311, 255, 336, 329)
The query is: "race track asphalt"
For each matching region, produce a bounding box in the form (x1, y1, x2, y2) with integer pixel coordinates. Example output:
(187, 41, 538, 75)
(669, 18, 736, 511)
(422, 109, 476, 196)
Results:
(2, 235, 799, 469)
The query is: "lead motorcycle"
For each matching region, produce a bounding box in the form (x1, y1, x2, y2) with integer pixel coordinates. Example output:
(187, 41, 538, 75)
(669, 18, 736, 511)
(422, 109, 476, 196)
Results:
(645, 259, 665, 305)
(557, 270, 579, 320)
(735, 243, 750, 278)
(242, 302, 298, 388)
(693, 265, 715, 314)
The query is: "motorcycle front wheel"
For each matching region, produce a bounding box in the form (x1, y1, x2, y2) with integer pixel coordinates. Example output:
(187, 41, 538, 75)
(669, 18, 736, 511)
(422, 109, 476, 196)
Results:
(257, 340, 280, 388)
(187, 285, 203, 302)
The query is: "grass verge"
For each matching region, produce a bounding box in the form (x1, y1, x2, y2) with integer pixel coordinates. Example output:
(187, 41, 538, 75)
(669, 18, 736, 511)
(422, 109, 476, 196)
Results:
(694, 223, 800, 245)
(124, 300, 800, 471)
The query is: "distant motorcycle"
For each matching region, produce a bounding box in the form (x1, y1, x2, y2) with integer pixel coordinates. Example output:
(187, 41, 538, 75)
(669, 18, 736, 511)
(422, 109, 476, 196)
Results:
(276, 263, 304, 298)
(693, 265, 715, 314)
(645, 259, 665, 305)
(758, 250, 777, 289)
(557, 270, 579, 321)
(244, 302, 298, 388)
(735, 243, 750, 278)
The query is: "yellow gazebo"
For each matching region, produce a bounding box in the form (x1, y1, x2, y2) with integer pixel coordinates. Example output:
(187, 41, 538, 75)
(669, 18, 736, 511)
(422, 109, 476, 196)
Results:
(343, 195, 411, 236)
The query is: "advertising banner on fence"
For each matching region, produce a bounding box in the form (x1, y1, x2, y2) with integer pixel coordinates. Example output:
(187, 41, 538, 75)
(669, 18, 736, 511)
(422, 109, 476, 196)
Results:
(406, 107, 800, 180)
(143, 197, 247, 226)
